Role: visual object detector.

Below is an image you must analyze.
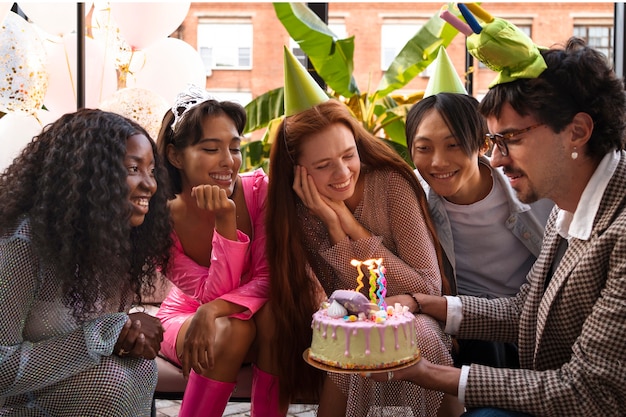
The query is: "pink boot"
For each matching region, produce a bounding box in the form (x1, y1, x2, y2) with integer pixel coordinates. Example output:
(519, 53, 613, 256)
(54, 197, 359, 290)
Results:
(250, 365, 286, 417)
(178, 370, 236, 417)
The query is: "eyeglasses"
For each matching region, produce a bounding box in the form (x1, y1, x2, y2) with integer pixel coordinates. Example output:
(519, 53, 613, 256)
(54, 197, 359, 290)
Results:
(485, 123, 544, 157)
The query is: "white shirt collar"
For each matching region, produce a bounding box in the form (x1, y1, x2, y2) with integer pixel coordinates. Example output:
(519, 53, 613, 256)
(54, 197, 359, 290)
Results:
(556, 151, 619, 240)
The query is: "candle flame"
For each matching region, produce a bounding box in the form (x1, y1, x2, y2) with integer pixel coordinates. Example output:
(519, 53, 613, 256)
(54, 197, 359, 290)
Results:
(351, 259, 365, 293)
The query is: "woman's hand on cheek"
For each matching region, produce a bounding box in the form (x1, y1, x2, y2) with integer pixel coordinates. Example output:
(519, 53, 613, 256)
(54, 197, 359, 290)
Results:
(294, 166, 338, 224)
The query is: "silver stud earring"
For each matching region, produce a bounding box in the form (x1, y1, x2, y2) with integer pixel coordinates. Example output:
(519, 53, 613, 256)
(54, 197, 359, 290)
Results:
(571, 147, 578, 160)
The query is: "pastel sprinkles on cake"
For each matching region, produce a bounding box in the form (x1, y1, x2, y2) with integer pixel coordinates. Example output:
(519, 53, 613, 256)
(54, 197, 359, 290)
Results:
(309, 289, 420, 370)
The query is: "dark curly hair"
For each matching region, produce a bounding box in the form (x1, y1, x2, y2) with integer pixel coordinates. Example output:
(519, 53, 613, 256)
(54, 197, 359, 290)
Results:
(0, 108, 172, 321)
(479, 37, 626, 159)
(156, 99, 247, 196)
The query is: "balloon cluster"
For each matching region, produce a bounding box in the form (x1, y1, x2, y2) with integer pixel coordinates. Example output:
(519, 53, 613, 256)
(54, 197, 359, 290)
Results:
(0, 2, 205, 172)
(0, 11, 48, 115)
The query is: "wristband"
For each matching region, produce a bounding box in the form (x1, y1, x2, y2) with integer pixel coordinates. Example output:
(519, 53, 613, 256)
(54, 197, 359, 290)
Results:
(405, 292, 422, 314)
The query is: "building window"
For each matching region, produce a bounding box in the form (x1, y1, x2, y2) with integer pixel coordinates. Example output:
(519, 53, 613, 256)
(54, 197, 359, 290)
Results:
(204, 91, 253, 107)
(290, 41, 307, 68)
(381, 22, 422, 70)
(198, 19, 253, 71)
(573, 24, 613, 62)
(290, 19, 347, 68)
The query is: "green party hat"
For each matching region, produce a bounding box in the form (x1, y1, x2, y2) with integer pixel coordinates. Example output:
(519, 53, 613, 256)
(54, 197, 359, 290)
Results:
(283, 45, 329, 117)
(424, 46, 467, 97)
(466, 17, 547, 87)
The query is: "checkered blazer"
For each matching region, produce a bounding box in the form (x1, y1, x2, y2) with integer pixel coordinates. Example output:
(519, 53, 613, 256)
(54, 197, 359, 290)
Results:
(456, 151, 626, 416)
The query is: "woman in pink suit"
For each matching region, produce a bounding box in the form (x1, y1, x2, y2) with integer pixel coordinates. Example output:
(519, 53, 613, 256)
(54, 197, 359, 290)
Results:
(155, 85, 282, 417)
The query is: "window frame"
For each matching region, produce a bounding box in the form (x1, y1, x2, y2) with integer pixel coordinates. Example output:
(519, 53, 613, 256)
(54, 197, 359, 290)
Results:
(197, 17, 253, 72)
(380, 15, 429, 71)
(572, 15, 614, 62)
(289, 17, 348, 68)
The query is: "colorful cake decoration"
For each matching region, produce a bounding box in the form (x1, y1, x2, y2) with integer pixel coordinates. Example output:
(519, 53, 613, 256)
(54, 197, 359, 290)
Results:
(350, 259, 365, 293)
(310, 288, 417, 369)
(307, 260, 420, 370)
(351, 258, 388, 309)
(328, 289, 373, 317)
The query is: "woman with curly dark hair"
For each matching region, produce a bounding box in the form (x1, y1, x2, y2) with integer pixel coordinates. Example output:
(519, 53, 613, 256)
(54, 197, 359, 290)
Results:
(0, 108, 172, 416)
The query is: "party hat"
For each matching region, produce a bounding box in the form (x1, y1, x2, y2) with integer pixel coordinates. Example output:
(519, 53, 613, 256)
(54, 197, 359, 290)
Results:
(424, 46, 467, 97)
(439, 3, 547, 88)
(283, 45, 329, 117)
(464, 12, 546, 87)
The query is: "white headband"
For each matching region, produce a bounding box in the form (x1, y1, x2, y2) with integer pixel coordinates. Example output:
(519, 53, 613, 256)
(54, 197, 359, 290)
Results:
(171, 84, 216, 132)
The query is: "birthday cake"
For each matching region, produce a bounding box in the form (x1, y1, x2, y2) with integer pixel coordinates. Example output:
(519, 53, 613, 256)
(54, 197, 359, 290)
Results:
(309, 289, 419, 370)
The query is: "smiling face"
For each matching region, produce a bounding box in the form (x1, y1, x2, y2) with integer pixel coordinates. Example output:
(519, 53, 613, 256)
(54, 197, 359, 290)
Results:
(488, 102, 567, 205)
(411, 109, 487, 204)
(125, 134, 158, 227)
(169, 113, 242, 196)
(297, 123, 361, 201)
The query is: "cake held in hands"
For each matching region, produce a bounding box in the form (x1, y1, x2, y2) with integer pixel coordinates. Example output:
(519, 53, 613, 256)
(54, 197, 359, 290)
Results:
(309, 290, 419, 370)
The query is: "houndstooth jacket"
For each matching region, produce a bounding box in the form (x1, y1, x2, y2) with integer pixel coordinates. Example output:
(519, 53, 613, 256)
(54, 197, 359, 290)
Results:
(456, 151, 626, 416)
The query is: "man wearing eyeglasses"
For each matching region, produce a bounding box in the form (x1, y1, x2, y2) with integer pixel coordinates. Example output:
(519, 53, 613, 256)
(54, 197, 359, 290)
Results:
(366, 37, 626, 416)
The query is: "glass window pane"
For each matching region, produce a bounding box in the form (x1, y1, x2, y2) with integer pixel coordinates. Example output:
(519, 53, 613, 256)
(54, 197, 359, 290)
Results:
(290, 21, 346, 68)
(198, 21, 253, 69)
(199, 46, 212, 73)
(381, 24, 421, 70)
(239, 48, 251, 67)
(328, 23, 347, 39)
(573, 24, 613, 61)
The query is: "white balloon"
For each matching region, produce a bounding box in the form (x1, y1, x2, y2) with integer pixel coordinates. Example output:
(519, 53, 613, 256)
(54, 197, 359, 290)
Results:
(99, 87, 169, 139)
(0, 2, 12, 24)
(90, 1, 135, 75)
(18, 2, 89, 37)
(110, 2, 190, 50)
(43, 33, 118, 114)
(126, 37, 206, 104)
(0, 11, 49, 115)
(0, 112, 44, 172)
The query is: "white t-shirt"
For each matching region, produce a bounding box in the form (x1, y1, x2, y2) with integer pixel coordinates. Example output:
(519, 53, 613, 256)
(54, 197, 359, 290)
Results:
(442, 169, 535, 298)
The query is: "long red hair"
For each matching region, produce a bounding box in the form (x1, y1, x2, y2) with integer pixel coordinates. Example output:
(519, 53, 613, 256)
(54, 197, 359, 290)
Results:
(266, 100, 450, 404)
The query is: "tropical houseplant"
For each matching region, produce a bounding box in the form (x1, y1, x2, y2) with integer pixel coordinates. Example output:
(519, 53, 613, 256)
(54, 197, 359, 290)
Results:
(241, 2, 461, 171)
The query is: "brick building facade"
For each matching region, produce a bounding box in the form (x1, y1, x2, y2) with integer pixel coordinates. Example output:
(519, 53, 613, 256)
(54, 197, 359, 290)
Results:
(175, 2, 615, 103)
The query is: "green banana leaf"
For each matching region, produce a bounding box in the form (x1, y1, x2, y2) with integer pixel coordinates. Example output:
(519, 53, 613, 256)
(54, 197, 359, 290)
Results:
(372, 97, 412, 145)
(241, 115, 283, 172)
(241, 139, 267, 171)
(274, 2, 359, 98)
(374, 5, 461, 101)
(243, 87, 283, 134)
(241, 3, 461, 171)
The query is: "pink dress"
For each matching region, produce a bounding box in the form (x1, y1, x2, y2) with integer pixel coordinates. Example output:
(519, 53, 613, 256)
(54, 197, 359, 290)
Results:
(156, 169, 269, 365)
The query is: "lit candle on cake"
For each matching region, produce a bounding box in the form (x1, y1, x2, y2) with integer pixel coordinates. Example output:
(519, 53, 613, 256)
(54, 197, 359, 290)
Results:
(376, 259, 387, 309)
(363, 259, 378, 306)
(351, 259, 365, 293)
